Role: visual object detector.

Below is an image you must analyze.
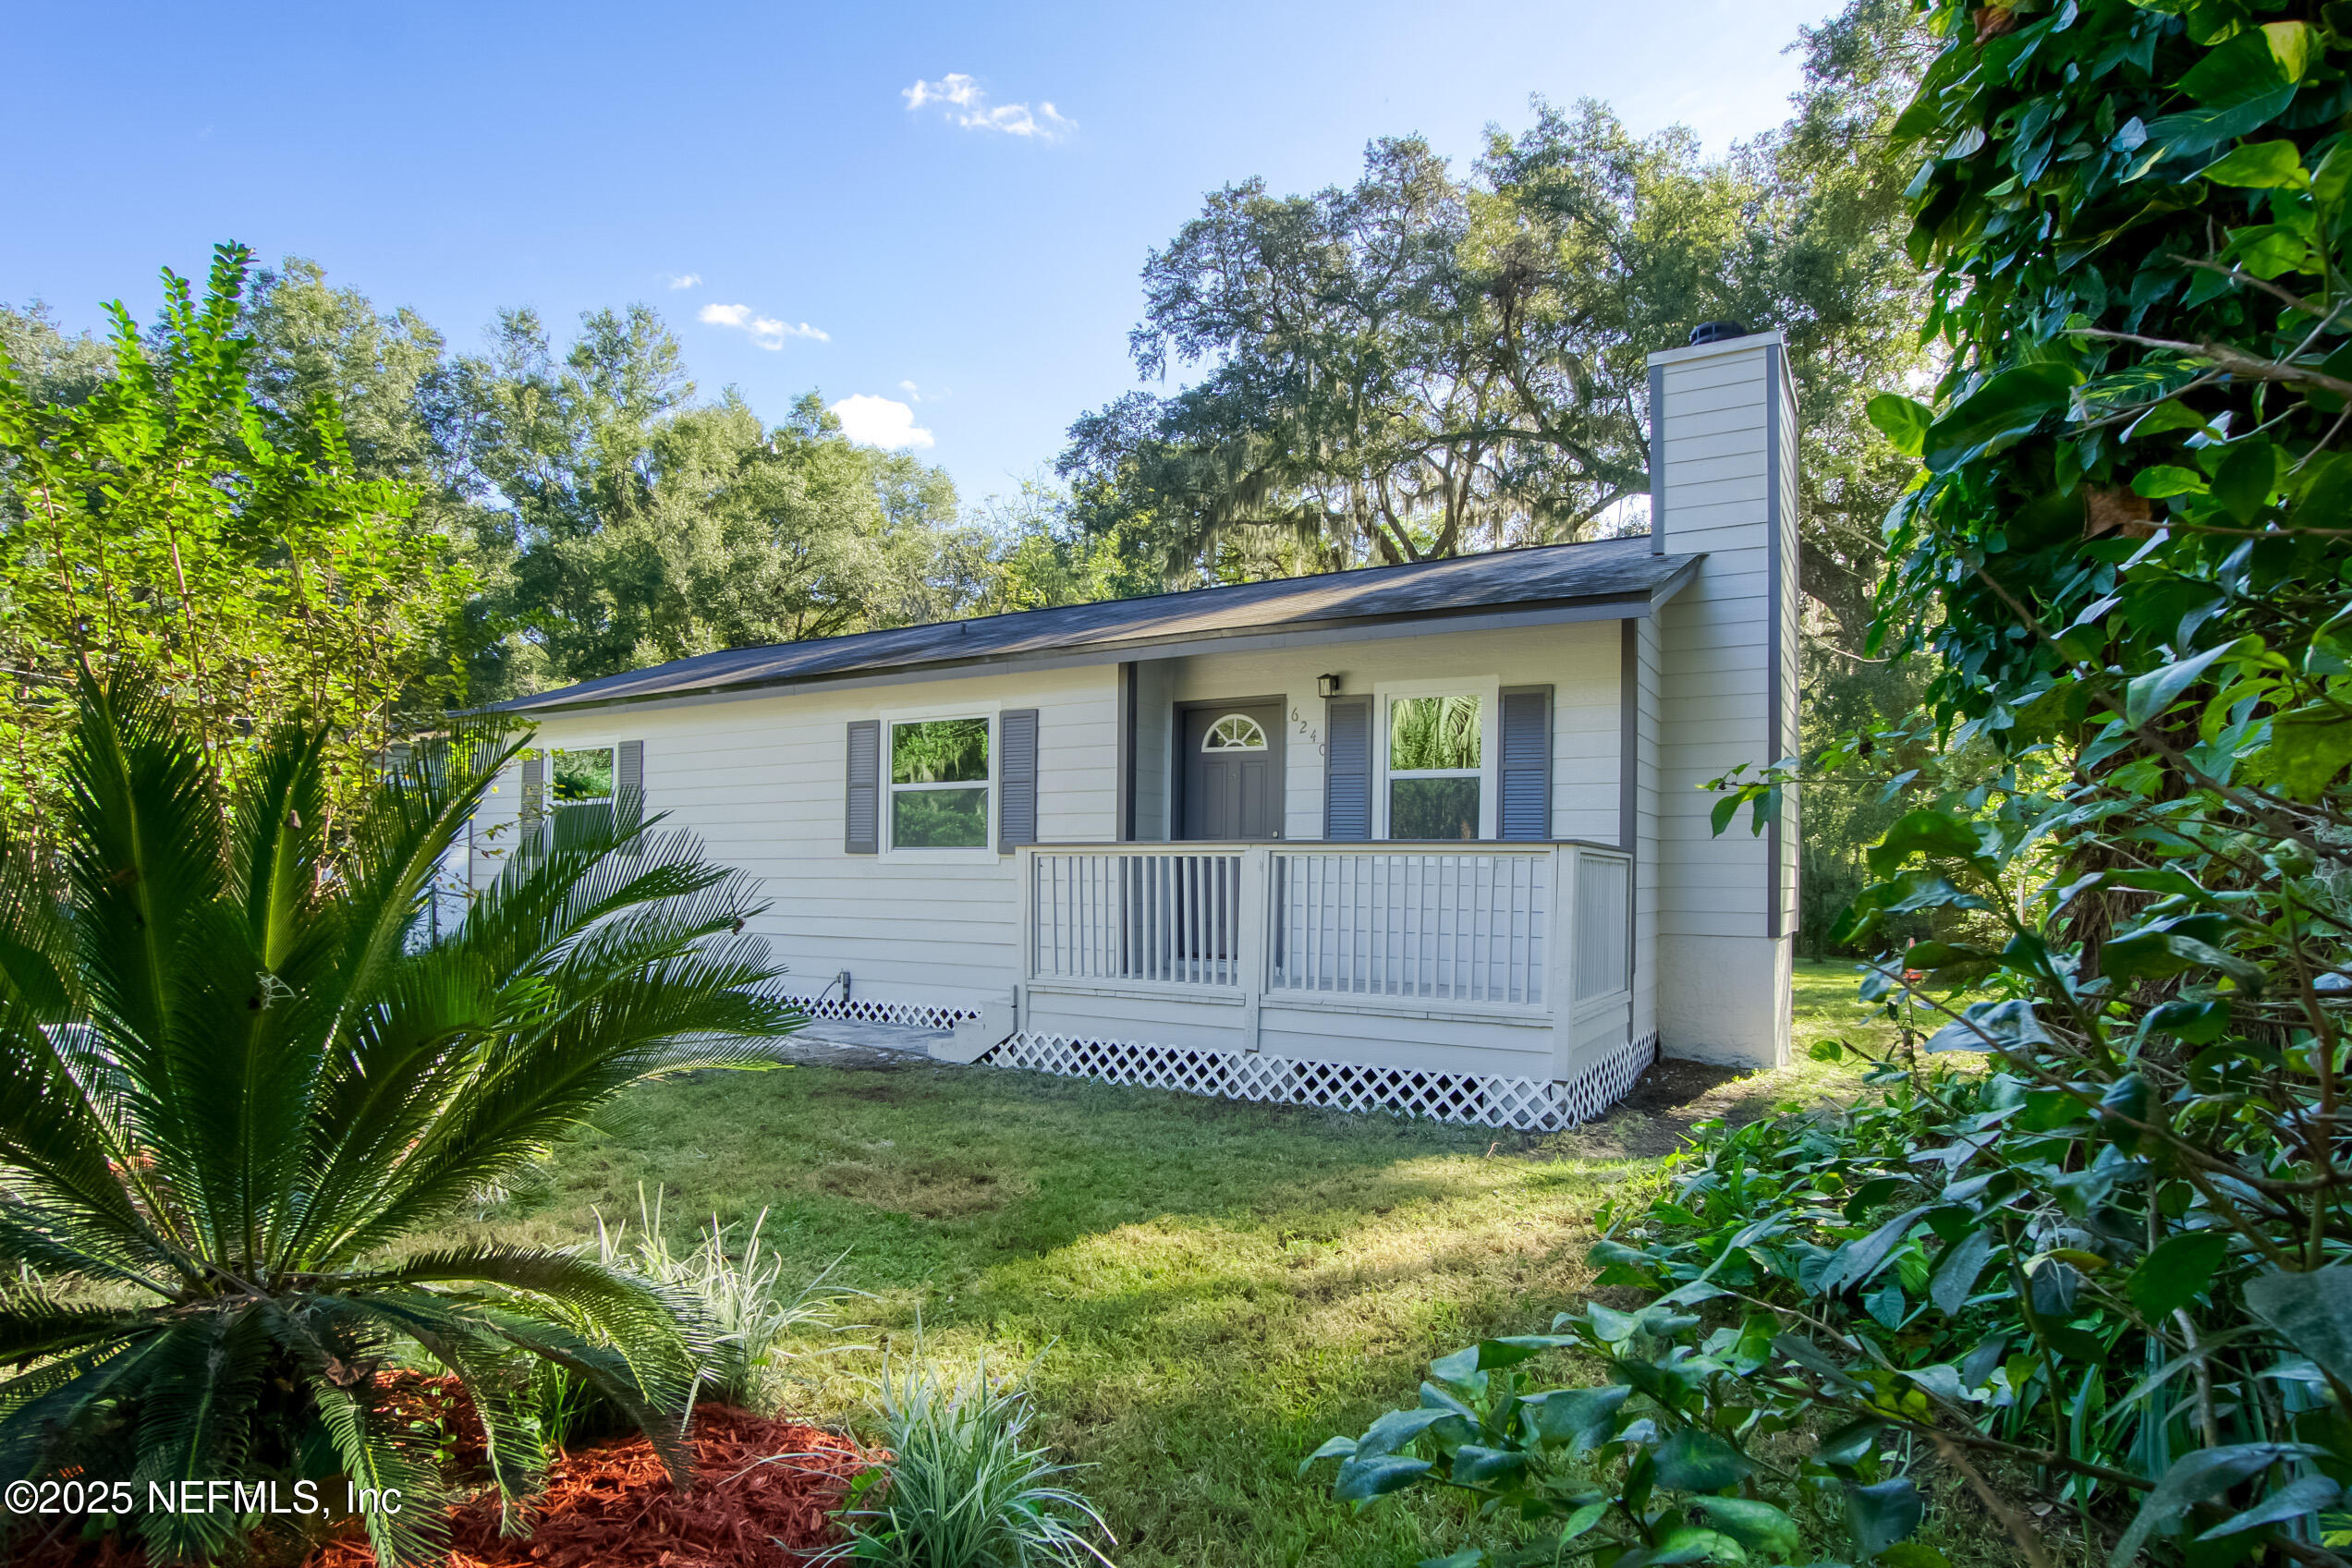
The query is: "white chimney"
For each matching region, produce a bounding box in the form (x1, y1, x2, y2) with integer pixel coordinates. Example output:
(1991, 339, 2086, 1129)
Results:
(1639, 327, 1800, 1068)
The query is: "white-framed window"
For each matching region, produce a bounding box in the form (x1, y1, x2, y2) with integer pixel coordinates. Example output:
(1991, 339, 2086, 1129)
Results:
(888, 715, 992, 849)
(1201, 713, 1268, 752)
(548, 745, 615, 808)
(1375, 678, 1499, 840)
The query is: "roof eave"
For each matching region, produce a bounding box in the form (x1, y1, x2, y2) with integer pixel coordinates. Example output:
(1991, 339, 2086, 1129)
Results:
(483, 559, 1706, 721)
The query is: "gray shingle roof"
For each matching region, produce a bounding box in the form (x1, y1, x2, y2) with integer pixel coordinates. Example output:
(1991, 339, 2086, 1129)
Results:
(493, 536, 1700, 714)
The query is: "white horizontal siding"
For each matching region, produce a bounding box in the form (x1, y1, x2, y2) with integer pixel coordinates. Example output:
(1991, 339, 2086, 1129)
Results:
(494, 664, 1119, 1014)
(1649, 332, 1798, 1067)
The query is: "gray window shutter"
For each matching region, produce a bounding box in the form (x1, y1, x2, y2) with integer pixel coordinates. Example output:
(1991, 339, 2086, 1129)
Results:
(1499, 686, 1552, 841)
(521, 753, 545, 829)
(845, 720, 880, 855)
(616, 739, 645, 853)
(998, 709, 1039, 854)
(1323, 697, 1371, 841)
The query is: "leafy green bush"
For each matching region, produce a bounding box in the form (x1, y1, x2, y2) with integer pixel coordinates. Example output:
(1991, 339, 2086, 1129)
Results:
(829, 1347, 1115, 1568)
(1310, 0, 2352, 1546)
(0, 672, 802, 1565)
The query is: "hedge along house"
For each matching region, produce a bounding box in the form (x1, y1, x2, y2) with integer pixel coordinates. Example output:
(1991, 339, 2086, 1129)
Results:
(474, 328, 1800, 1130)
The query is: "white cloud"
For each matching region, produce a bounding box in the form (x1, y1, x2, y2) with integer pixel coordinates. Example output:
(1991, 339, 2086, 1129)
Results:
(698, 301, 830, 349)
(829, 394, 934, 450)
(666, 273, 701, 290)
(902, 73, 1074, 140)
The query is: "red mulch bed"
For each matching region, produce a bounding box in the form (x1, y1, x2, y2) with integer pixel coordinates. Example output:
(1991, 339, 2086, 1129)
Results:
(17, 1377, 877, 1568)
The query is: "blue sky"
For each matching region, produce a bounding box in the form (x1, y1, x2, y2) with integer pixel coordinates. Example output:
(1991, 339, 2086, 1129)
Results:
(5, 0, 1834, 507)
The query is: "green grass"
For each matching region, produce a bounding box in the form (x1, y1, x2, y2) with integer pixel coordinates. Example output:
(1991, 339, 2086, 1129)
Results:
(442, 963, 1888, 1566)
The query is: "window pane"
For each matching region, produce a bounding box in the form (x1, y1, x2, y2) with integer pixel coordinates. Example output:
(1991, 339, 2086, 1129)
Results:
(551, 748, 614, 801)
(893, 718, 990, 784)
(1391, 777, 1481, 840)
(894, 786, 989, 847)
(1389, 696, 1481, 772)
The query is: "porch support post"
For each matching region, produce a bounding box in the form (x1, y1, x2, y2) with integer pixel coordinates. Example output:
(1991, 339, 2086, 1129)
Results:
(1549, 845, 1578, 1081)
(1014, 845, 1035, 1031)
(1116, 662, 1138, 842)
(1239, 845, 1269, 1053)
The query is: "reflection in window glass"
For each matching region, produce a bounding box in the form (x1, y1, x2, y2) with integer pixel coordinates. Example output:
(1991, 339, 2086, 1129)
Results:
(1388, 696, 1481, 772)
(892, 719, 990, 784)
(1202, 713, 1268, 751)
(890, 719, 990, 847)
(893, 788, 989, 847)
(1391, 778, 1481, 840)
(551, 748, 615, 802)
(1387, 695, 1481, 838)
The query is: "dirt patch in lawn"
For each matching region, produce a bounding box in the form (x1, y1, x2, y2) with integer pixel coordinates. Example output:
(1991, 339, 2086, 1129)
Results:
(821, 1078, 916, 1103)
(814, 1153, 1035, 1218)
(1545, 1057, 1808, 1160)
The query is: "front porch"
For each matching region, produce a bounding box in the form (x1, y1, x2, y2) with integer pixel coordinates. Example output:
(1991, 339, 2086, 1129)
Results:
(998, 840, 1651, 1130)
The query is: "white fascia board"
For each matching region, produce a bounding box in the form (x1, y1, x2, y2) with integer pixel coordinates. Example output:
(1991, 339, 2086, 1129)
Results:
(1645, 328, 1789, 371)
(498, 566, 1706, 723)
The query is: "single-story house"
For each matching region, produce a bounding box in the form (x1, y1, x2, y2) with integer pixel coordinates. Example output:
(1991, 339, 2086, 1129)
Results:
(471, 329, 1800, 1130)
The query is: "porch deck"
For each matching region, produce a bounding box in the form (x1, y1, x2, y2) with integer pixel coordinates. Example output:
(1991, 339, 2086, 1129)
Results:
(1005, 841, 1644, 1127)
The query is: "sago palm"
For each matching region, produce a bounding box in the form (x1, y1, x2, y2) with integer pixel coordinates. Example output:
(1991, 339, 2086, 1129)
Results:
(0, 673, 802, 1564)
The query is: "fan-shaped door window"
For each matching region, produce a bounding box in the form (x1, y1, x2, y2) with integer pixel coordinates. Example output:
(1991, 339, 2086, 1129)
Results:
(1201, 713, 1268, 752)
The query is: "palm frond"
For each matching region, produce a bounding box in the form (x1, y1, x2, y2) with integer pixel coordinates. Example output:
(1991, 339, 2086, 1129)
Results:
(328, 723, 522, 1014)
(228, 722, 331, 973)
(0, 1328, 174, 1491)
(357, 1245, 699, 1416)
(275, 945, 498, 1271)
(262, 1298, 450, 1568)
(467, 1305, 695, 1488)
(130, 1307, 274, 1563)
(57, 669, 224, 1253)
(313, 1291, 547, 1525)
(0, 1007, 181, 1284)
(0, 827, 74, 1020)
(0, 1192, 177, 1295)
(0, 1297, 169, 1363)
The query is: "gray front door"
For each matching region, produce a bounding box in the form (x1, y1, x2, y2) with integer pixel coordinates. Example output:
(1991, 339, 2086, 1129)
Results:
(1180, 703, 1283, 840)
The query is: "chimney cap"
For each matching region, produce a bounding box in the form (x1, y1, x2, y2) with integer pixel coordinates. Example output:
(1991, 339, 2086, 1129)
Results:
(1688, 320, 1749, 346)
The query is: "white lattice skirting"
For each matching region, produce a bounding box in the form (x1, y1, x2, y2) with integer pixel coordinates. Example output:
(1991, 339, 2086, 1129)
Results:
(983, 1029, 1660, 1133)
(783, 992, 981, 1031)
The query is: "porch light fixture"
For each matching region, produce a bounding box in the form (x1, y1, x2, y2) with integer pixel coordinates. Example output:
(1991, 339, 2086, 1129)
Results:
(1316, 673, 1343, 698)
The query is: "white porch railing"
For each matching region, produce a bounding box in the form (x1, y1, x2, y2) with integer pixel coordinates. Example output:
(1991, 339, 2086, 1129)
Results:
(1270, 846, 1550, 1006)
(1022, 839, 1632, 1025)
(1027, 848, 1250, 987)
(1573, 852, 1632, 1001)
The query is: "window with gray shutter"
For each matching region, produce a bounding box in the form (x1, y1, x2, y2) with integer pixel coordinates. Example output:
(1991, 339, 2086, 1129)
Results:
(845, 720, 880, 854)
(1323, 697, 1371, 841)
(997, 709, 1038, 854)
(1498, 687, 1552, 841)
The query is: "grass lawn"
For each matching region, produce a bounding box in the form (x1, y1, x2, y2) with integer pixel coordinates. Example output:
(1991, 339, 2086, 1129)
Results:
(445, 962, 1888, 1566)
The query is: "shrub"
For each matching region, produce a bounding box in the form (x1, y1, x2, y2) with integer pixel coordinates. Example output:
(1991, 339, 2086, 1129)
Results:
(1302, 0, 2352, 1559)
(0, 671, 803, 1565)
(592, 1186, 858, 1414)
(829, 1347, 1115, 1568)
